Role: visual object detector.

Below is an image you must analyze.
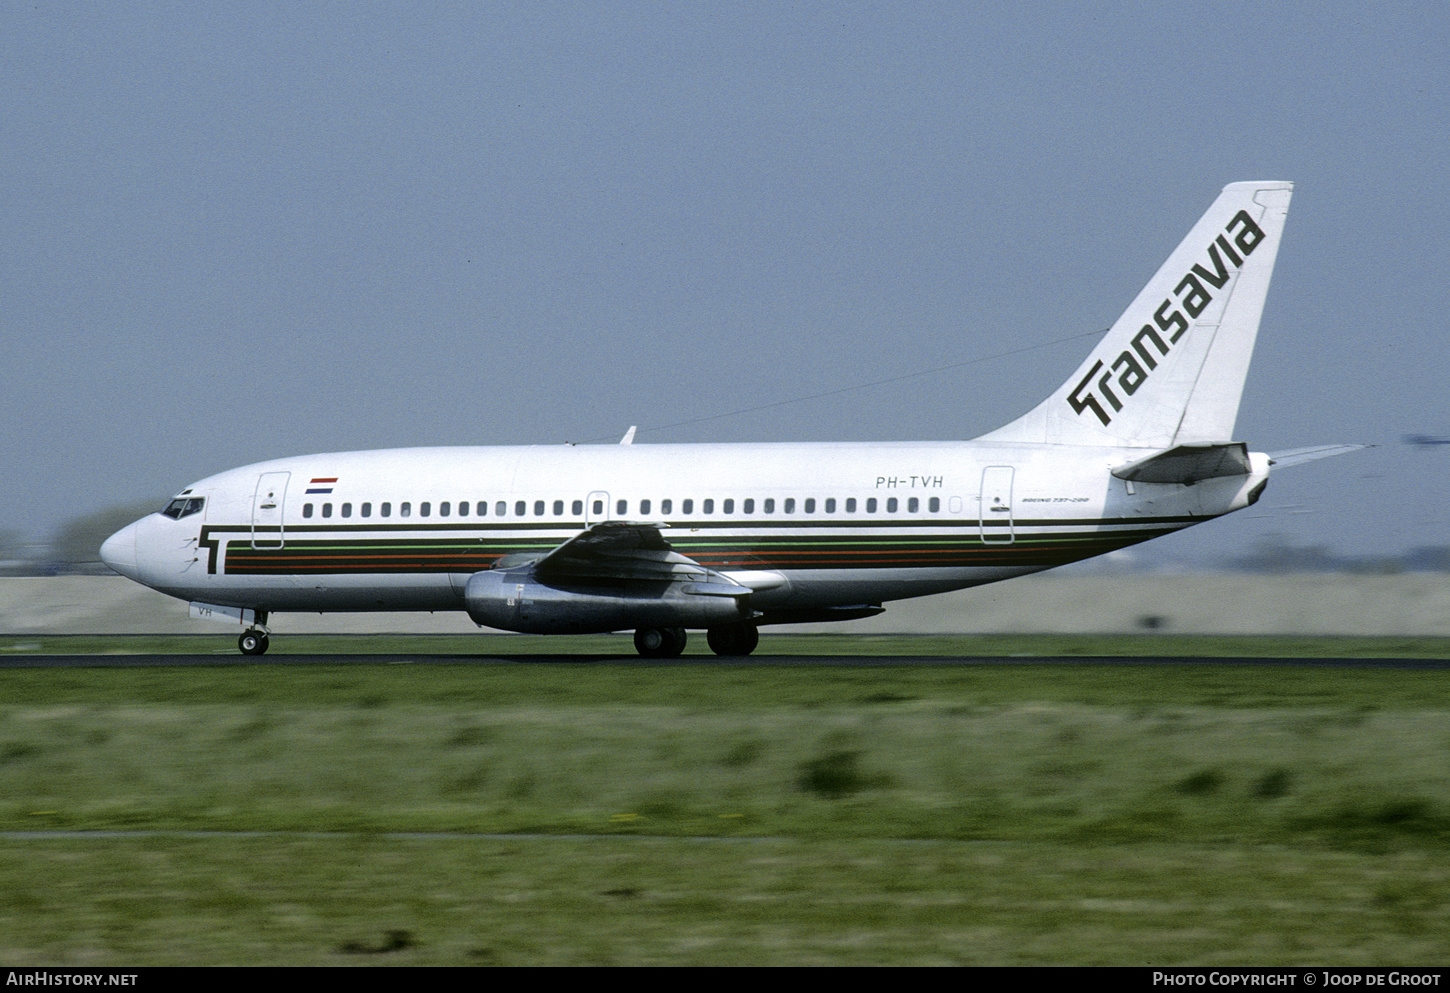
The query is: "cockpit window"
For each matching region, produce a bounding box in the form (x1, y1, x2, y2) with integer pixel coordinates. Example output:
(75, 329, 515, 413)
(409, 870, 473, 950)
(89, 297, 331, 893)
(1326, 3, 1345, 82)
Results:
(160, 496, 205, 520)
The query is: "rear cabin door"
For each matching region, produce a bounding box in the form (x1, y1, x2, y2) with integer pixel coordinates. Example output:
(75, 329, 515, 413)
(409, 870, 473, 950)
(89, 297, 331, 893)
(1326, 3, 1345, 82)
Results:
(979, 466, 1015, 544)
(251, 472, 290, 549)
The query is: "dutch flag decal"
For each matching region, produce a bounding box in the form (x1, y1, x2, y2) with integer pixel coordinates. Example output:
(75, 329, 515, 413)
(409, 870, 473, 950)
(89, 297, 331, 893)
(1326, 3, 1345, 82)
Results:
(306, 477, 337, 494)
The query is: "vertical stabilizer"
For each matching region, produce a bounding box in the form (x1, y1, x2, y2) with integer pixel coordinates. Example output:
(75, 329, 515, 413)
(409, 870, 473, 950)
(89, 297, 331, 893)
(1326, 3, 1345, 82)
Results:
(979, 181, 1293, 448)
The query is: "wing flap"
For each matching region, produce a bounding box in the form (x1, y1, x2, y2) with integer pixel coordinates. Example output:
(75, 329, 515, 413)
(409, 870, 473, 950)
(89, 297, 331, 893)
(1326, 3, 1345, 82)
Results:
(681, 582, 752, 598)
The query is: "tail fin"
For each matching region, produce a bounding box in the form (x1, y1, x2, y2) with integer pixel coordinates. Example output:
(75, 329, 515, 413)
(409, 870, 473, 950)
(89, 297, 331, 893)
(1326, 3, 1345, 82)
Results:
(980, 181, 1293, 448)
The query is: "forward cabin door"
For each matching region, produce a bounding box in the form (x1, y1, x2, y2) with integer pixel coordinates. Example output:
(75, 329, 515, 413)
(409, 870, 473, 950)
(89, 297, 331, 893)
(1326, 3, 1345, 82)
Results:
(979, 466, 1015, 544)
(251, 472, 290, 549)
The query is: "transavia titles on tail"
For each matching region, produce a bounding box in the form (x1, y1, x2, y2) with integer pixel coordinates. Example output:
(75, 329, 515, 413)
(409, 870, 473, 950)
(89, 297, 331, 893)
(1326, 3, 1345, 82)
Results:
(102, 182, 1359, 657)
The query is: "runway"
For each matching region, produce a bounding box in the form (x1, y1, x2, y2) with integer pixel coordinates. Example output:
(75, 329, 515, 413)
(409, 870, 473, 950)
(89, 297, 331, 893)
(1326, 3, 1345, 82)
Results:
(4, 653, 1448, 669)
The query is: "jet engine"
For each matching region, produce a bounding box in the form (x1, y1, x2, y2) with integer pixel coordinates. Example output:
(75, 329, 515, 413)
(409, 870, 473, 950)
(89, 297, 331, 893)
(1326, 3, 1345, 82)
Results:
(463, 568, 749, 635)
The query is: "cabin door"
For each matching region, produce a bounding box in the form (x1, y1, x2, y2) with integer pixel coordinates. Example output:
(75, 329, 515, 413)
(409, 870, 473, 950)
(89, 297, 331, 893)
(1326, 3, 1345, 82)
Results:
(979, 466, 1015, 544)
(251, 472, 290, 549)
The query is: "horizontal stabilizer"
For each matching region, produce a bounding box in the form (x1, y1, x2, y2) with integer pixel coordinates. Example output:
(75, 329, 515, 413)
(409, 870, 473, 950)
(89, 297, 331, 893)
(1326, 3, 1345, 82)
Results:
(1267, 444, 1366, 468)
(1112, 443, 1251, 484)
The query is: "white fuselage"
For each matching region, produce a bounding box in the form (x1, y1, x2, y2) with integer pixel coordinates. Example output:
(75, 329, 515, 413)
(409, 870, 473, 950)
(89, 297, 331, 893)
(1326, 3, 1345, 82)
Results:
(95, 182, 1304, 654)
(100, 439, 1269, 618)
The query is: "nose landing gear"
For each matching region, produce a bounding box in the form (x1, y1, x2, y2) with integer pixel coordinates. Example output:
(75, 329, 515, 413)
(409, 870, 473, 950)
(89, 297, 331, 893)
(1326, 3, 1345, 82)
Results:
(238, 628, 270, 655)
(238, 608, 270, 656)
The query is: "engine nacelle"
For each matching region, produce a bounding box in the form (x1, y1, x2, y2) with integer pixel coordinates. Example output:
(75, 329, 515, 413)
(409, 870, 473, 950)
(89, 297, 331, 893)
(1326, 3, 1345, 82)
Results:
(464, 569, 749, 635)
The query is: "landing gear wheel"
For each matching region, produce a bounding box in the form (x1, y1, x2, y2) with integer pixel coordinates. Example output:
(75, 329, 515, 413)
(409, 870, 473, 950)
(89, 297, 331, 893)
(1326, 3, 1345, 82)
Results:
(707, 624, 759, 657)
(238, 630, 270, 656)
(634, 626, 687, 658)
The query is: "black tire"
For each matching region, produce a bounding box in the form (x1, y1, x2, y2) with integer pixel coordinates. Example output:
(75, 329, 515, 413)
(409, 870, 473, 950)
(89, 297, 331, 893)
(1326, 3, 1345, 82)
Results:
(706, 624, 759, 657)
(238, 630, 269, 656)
(634, 626, 687, 658)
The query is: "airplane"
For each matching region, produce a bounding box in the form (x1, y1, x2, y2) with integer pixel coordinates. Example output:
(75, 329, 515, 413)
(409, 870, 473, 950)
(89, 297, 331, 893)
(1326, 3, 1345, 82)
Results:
(100, 181, 1359, 658)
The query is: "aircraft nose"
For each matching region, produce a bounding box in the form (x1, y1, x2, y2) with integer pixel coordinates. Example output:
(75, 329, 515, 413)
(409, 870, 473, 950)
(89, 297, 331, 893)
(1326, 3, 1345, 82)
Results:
(100, 521, 140, 580)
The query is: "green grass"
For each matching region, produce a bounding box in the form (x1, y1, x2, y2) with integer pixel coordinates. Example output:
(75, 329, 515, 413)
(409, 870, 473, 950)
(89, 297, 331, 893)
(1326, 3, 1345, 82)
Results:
(2, 651, 1448, 964)
(4, 836, 1447, 965)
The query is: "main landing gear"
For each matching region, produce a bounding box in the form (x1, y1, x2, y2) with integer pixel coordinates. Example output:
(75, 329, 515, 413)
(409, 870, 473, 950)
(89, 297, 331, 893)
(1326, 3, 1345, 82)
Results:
(632, 624, 760, 658)
(706, 623, 759, 657)
(634, 626, 687, 658)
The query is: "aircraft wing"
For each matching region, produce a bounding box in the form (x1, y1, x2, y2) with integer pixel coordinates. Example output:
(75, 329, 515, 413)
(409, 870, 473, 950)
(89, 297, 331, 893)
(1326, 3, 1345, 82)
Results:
(523, 520, 747, 595)
(1266, 444, 1366, 468)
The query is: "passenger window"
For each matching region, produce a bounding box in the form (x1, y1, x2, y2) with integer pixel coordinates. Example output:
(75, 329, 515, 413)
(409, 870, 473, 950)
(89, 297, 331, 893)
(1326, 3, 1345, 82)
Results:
(440, 502, 450, 517)
(845, 497, 856, 513)
(497, 501, 507, 516)
(784, 498, 795, 514)
(825, 498, 836, 513)
(866, 498, 877, 513)
(341, 502, 352, 518)
(515, 501, 526, 516)
(764, 498, 775, 513)
(533, 500, 545, 516)
(592, 499, 604, 516)
(929, 497, 940, 513)
(572, 499, 583, 516)
(887, 497, 898, 513)
(420, 502, 431, 517)
(743, 498, 754, 514)
(908, 497, 919, 513)
(381, 502, 392, 517)
(322, 503, 332, 518)
(640, 499, 651, 515)
(804, 498, 815, 513)
(703, 499, 714, 514)
(553, 499, 564, 516)
(361, 502, 372, 518)
(722, 498, 733, 514)
(661, 499, 672, 515)
(302, 504, 313, 518)
(616, 499, 628, 516)
(682, 499, 694, 514)
(401, 502, 412, 517)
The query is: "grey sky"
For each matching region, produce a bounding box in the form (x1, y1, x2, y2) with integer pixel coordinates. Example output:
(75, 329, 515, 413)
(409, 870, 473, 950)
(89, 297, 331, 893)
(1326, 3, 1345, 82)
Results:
(4, 2, 1446, 564)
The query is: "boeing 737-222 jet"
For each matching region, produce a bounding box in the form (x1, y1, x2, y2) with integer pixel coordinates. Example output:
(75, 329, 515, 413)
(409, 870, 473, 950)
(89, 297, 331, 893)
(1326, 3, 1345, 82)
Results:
(101, 181, 1357, 657)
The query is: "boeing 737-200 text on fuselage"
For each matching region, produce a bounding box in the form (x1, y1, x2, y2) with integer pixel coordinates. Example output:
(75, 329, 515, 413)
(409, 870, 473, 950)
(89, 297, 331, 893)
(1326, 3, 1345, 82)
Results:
(101, 182, 1357, 657)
